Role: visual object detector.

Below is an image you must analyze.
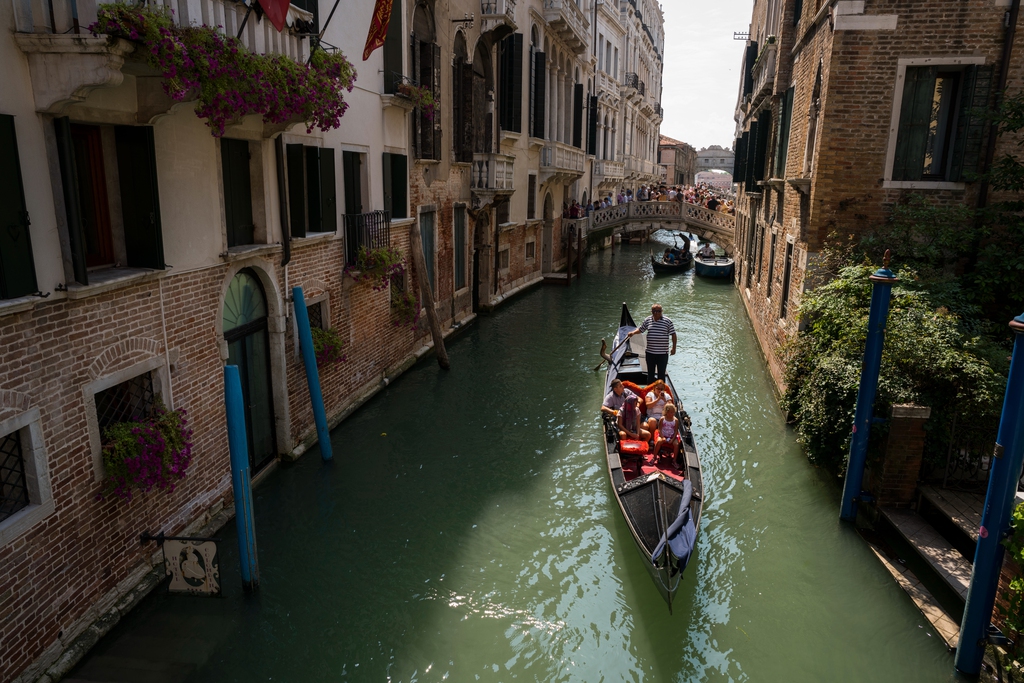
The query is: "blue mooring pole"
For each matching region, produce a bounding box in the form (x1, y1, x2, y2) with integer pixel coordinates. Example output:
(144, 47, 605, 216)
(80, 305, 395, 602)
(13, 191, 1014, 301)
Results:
(839, 251, 897, 522)
(224, 364, 259, 592)
(292, 286, 333, 461)
(955, 312, 1024, 675)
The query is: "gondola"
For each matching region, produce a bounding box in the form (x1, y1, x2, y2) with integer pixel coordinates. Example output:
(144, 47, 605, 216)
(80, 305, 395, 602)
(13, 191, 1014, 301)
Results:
(650, 233, 694, 274)
(599, 303, 703, 611)
(694, 254, 734, 278)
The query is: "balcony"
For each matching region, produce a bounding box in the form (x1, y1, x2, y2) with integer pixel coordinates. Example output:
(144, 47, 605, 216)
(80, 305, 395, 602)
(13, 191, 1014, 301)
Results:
(623, 72, 644, 100)
(540, 141, 585, 183)
(470, 152, 515, 208)
(750, 39, 777, 108)
(597, 71, 619, 100)
(14, 0, 312, 115)
(343, 211, 391, 267)
(480, 0, 517, 38)
(593, 159, 625, 187)
(542, 0, 589, 54)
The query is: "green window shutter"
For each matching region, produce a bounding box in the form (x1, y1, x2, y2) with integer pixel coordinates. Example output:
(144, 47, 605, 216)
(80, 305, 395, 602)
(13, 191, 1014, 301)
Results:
(305, 147, 323, 231)
(319, 147, 336, 233)
(744, 123, 757, 186)
(573, 83, 583, 148)
(411, 36, 422, 159)
(528, 45, 535, 139)
(391, 154, 408, 219)
(287, 144, 307, 238)
(382, 1, 403, 94)
(431, 42, 442, 160)
(420, 211, 435, 291)
(534, 52, 546, 139)
(0, 115, 38, 299)
(54, 116, 88, 285)
(949, 64, 994, 182)
(382, 152, 393, 217)
(753, 112, 771, 183)
(743, 42, 758, 97)
(510, 33, 523, 133)
(342, 151, 362, 215)
(454, 206, 466, 290)
(734, 133, 747, 180)
(892, 66, 937, 181)
(115, 126, 165, 270)
(221, 138, 254, 247)
(774, 87, 794, 178)
(587, 95, 598, 154)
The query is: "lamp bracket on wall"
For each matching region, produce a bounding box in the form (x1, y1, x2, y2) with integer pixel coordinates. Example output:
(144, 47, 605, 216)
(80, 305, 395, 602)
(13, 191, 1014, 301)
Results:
(452, 13, 474, 29)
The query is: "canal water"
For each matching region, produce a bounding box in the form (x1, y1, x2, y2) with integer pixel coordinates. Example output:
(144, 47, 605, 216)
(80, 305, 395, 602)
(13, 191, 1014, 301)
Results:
(75, 237, 959, 682)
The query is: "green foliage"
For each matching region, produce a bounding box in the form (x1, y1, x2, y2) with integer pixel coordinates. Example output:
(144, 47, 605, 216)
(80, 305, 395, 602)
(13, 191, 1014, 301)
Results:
(346, 245, 405, 291)
(1000, 502, 1024, 634)
(390, 282, 420, 329)
(101, 402, 193, 501)
(782, 264, 1007, 475)
(311, 327, 346, 366)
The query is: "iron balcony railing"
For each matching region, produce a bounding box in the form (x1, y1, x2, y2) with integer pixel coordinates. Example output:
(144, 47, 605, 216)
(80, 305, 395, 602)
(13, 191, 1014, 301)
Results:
(343, 210, 391, 267)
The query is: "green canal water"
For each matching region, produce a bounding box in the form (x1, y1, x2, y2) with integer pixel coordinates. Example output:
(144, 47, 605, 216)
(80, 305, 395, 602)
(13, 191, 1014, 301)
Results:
(76, 238, 960, 682)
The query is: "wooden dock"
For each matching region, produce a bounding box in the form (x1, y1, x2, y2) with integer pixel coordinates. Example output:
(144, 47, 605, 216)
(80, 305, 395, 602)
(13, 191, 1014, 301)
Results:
(881, 506, 972, 601)
(919, 484, 984, 542)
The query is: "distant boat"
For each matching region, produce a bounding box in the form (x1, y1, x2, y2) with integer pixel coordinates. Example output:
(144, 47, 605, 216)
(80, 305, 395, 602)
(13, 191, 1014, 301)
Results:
(650, 250, 693, 273)
(694, 254, 734, 278)
(599, 302, 704, 611)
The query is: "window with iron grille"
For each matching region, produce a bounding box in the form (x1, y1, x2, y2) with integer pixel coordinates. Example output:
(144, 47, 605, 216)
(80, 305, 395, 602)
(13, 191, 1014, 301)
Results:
(496, 200, 510, 225)
(96, 371, 156, 434)
(307, 302, 324, 330)
(0, 430, 29, 525)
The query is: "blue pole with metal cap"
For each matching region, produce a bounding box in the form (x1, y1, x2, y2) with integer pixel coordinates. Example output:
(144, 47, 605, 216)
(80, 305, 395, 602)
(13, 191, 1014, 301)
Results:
(292, 286, 333, 461)
(955, 312, 1024, 675)
(839, 251, 898, 522)
(224, 364, 259, 592)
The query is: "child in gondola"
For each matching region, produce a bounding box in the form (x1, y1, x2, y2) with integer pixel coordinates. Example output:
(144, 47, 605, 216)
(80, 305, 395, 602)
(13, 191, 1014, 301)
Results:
(652, 403, 681, 462)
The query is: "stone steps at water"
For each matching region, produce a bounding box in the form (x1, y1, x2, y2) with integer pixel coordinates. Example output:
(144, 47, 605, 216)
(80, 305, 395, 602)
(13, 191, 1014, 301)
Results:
(881, 505, 972, 601)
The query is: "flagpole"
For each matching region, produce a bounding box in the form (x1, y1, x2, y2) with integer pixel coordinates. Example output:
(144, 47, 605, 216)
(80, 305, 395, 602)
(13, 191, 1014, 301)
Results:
(236, 0, 254, 39)
(306, 0, 343, 65)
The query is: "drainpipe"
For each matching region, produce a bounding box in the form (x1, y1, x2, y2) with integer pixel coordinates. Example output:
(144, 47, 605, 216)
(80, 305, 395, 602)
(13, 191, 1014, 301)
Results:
(276, 136, 291, 267)
(975, 0, 1019, 214)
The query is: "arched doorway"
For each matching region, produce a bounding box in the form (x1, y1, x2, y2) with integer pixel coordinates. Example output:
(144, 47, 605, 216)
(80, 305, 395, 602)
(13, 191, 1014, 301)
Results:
(223, 268, 277, 472)
(542, 192, 553, 273)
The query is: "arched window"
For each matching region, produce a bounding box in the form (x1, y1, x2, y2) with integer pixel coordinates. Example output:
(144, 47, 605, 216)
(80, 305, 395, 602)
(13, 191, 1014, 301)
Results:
(223, 269, 267, 334)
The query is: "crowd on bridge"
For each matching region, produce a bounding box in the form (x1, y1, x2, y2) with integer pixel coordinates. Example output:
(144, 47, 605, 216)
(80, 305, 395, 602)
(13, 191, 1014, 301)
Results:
(563, 182, 735, 219)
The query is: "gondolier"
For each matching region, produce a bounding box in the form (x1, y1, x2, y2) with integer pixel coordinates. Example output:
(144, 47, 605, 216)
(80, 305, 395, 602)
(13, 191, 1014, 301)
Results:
(627, 304, 676, 383)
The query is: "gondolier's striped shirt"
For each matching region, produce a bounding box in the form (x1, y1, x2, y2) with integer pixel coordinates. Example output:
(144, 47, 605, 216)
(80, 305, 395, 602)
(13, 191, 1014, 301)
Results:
(637, 315, 676, 354)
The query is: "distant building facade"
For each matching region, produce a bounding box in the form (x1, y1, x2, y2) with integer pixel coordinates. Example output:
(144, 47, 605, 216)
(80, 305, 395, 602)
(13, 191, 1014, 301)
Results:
(731, 0, 1021, 389)
(658, 134, 697, 185)
(696, 145, 734, 173)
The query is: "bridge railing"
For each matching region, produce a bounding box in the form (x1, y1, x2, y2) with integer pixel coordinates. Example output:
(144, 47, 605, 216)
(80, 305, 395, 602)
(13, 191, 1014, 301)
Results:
(586, 200, 734, 239)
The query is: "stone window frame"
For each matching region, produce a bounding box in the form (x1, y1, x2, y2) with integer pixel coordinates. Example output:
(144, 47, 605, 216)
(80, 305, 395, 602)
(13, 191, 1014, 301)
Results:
(498, 245, 511, 273)
(84, 355, 171, 482)
(882, 56, 986, 190)
(525, 235, 537, 264)
(0, 408, 54, 548)
(216, 133, 271, 252)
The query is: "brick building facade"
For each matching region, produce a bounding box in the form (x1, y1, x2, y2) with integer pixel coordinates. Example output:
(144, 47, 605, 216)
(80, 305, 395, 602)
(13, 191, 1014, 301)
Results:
(658, 134, 698, 186)
(731, 0, 1022, 390)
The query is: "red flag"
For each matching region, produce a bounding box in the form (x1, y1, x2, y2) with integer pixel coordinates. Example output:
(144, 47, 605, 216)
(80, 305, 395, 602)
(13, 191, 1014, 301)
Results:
(363, 0, 394, 61)
(259, 0, 290, 33)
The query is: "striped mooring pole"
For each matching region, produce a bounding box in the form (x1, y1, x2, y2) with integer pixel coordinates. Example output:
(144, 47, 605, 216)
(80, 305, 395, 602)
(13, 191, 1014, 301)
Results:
(955, 311, 1024, 675)
(839, 251, 897, 522)
(292, 286, 333, 461)
(224, 364, 259, 592)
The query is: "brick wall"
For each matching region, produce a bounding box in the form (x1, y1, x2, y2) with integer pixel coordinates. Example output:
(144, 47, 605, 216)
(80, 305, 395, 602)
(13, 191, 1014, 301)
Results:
(867, 404, 931, 507)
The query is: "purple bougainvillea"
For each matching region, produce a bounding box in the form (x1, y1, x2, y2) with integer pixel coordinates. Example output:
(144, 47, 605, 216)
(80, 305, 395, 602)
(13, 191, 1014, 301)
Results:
(101, 405, 193, 502)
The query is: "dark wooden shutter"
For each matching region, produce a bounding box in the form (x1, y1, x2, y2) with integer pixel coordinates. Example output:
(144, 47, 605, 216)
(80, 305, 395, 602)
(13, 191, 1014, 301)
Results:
(319, 147, 337, 233)
(733, 134, 747, 179)
(528, 45, 535, 139)
(753, 112, 770, 183)
(382, 2, 403, 93)
(510, 33, 523, 133)
(949, 64, 994, 182)
(391, 153, 408, 218)
(287, 143, 307, 238)
(743, 42, 758, 96)
(220, 138, 254, 247)
(587, 95, 598, 154)
(54, 116, 88, 285)
(382, 152, 393, 217)
(743, 122, 756, 186)
(429, 43, 441, 160)
(773, 87, 794, 178)
(115, 126, 165, 269)
(305, 147, 323, 231)
(499, 35, 511, 131)
(573, 83, 583, 148)
(533, 51, 546, 139)
(411, 36, 422, 158)
(892, 66, 937, 181)
(342, 151, 362, 215)
(0, 115, 37, 299)
(419, 40, 435, 158)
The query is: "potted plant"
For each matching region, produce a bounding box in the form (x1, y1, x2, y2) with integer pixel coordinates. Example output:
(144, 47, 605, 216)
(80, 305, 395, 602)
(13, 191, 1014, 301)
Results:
(345, 245, 406, 291)
(394, 82, 436, 120)
(101, 402, 193, 502)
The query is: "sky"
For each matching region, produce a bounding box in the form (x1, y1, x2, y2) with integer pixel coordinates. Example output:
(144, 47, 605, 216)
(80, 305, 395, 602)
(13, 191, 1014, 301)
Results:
(658, 0, 753, 151)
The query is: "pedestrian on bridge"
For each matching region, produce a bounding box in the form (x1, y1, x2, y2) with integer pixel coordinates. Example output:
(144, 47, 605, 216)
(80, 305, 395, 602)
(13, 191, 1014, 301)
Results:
(626, 303, 677, 384)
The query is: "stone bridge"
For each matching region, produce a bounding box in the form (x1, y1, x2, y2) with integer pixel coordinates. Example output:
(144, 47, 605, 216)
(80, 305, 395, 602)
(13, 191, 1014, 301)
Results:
(566, 201, 736, 251)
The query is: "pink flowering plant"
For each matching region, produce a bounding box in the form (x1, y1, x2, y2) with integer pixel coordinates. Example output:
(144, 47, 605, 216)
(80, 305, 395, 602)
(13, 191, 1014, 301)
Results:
(391, 281, 421, 329)
(101, 403, 193, 502)
(90, 3, 356, 137)
(396, 82, 436, 121)
(345, 245, 405, 291)
(311, 326, 347, 367)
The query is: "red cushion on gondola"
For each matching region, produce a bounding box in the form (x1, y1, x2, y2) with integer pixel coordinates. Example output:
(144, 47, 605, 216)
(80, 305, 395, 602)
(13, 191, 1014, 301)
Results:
(620, 440, 649, 455)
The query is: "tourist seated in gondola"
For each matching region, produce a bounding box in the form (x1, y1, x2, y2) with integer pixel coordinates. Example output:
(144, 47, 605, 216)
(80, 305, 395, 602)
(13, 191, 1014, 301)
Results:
(617, 395, 651, 443)
(644, 380, 673, 435)
(652, 403, 682, 461)
(601, 378, 636, 418)
(662, 248, 676, 264)
(697, 243, 716, 259)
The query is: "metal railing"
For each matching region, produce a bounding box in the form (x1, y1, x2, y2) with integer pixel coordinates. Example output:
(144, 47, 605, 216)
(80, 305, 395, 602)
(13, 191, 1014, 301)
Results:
(343, 211, 391, 267)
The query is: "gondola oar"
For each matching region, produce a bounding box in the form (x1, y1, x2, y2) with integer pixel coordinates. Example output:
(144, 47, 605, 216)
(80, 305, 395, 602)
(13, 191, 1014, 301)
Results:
(593, 334, 631, 372)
